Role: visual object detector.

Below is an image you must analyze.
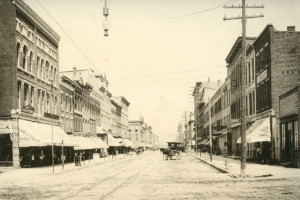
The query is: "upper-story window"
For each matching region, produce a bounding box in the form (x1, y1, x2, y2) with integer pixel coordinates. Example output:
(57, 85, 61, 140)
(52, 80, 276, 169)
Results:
(45, 61, 49, 80)
(22, 45, 28, 69)
(40, 59, 44, 79)
(36, 56, 40, 77)
(16, 43, 21, 67)
(24, 84, 28, 106)
(28, 51, 33, 73)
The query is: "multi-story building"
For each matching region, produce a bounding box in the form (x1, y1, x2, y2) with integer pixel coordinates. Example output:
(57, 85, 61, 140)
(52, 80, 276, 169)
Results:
(253, 25, 300, 162)
(0, 0, 79, 168)
(128, 115, 157, 148)
(60, 68, 101, 137)
(112, 96, 130, 138)
(225, 36, 256, 156)
(192, 80, 222, 151)
(128, 116, 144, 147)
(111, 99, 122, 137)
(60, 75, 76, 134)
(279, 86, 300, 165)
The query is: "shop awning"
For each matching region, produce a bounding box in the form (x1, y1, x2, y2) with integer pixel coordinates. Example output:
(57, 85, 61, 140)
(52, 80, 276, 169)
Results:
(123, 139, 135, 147)
(237, 117, 271, 144)
(199, 139, 208, 145)
(113, 137, 124, 146)
(107, 134, 121, 146)
(73, 136, 108, 150)
(18, 119, 76, 147)
(92, 137, 109, 149)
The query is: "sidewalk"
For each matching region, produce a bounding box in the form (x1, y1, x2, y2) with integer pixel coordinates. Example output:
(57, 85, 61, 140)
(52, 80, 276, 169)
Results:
(191, 152, 300, 179)
(0, 153, 134, 177)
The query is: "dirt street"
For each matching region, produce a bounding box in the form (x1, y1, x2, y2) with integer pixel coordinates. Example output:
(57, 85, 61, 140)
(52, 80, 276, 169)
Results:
(0, 151, 299, 199)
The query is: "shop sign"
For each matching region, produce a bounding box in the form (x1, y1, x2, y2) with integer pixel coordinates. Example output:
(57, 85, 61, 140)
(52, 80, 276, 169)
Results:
(257, 69, 268, 84)
(0, 121, 13, 134)
(44, 112, 60, 120)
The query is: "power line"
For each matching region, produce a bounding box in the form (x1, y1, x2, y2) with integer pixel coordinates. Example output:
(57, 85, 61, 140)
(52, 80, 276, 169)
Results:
(114, 71, 226, 85)
(35, 0, 121, 96)
(116, 66, 225, 79)
(120, 0, 239, 19)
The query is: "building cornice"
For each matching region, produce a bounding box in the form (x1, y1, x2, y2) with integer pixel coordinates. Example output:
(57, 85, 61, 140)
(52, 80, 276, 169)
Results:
(14, 0, 60, 44)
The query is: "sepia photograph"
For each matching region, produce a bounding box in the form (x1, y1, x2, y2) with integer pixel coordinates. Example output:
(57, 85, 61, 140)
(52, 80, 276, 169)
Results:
(0, 0, 300, 199)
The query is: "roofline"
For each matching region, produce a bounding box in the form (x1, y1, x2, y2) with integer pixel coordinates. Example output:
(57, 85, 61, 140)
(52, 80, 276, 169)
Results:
(252, 24, 274, 46)
(225, 36, 256, 63)
(111, 100, 122, 109)
(14, 0, 60, 44)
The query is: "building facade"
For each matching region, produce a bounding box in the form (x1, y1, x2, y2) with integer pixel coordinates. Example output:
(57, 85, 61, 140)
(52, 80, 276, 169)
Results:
(0, 0, 74, 168)
(279, 86, 300, 165)
(225, 37, 256, 156)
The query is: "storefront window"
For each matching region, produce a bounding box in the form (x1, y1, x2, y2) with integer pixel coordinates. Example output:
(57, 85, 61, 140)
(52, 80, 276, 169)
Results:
(281, 123, 285, 150)
(294, 121, 299, 149)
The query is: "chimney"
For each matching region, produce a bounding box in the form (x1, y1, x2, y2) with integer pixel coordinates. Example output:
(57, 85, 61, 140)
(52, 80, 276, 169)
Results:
(73, 67, 77, 79)
(287, 26, 295, 31)
(217, 79, 221, 86)
(139, 114, 144, 123)
(208, 77, 210, 82)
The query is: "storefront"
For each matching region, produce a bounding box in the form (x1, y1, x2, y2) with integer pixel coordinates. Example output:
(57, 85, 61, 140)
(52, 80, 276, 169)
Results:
(237, 117, 272, 163)
(0, 118, 77, 168)
(0, 120, 13, 167)
(279, 86, 300, 165)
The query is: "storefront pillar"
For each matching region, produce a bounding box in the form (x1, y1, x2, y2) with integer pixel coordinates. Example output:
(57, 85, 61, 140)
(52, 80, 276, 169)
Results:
(12, 119, 20, 168)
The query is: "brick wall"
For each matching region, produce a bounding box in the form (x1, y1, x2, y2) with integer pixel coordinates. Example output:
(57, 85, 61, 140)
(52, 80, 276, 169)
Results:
(270, 29, 300, 161)
(271, 30, 300, 118)
(0, 0, 17, 117)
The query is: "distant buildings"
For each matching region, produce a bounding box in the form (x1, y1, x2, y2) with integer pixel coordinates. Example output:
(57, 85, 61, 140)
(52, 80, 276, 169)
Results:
(194, 25, 300, 165)
(129, 116, 159, 149)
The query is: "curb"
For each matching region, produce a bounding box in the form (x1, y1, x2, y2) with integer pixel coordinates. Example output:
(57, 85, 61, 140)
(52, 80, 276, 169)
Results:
(194, 156, 229, 174)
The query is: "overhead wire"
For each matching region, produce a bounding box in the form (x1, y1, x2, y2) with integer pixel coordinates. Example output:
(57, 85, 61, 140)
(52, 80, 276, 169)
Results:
(116, 65, 225, 79)
(34, 0, 121, 96)
(119, 0, 239, 19)
(34, 0, 228, 93)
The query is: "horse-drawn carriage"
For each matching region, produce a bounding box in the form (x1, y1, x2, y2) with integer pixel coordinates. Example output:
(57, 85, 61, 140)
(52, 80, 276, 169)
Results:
(162, 142, 182, 160)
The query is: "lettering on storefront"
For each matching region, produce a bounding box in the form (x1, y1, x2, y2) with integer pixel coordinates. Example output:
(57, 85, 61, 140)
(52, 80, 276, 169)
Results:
(0, 121, 13, 134)
(44, 112, 60, 120)
(257, 69, 268, 84)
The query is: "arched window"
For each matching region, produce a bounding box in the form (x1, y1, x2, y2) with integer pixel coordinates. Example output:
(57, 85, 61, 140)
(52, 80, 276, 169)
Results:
(40, 59, 44, 79)
(22, 45, 28, 69)
(16, 42, 21, 67)
(45, 61, 49, 80)
(50, 65, 53, 80)
(36, 56, 40, 77)
(53, 68, 57, 85)
(29, 51, 33, 72)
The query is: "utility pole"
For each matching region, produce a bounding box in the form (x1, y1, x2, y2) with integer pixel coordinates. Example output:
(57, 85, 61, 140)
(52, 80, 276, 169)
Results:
(224, 0, 263, 178)
(181, 111, 188, 150)
(208, 97, 212, 162)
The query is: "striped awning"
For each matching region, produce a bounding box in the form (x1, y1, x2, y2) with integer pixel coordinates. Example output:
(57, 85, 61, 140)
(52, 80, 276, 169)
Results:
(107, 134, 121, 146)
(73, 136, 108, 150)
(18, 119, 76, 147)
(123, 139, 135, 148)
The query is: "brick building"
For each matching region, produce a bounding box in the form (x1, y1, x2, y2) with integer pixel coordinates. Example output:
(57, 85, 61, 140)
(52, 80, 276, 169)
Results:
(253, 25, 300, 162)
(279, 86, 300, 165)
(225, 36, 256, 156)
(0, 0, 77, 168)
(192, 80, 222, 151)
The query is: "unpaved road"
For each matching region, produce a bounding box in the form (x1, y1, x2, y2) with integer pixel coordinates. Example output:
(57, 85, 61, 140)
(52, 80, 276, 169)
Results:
(0, 151, 299, 199)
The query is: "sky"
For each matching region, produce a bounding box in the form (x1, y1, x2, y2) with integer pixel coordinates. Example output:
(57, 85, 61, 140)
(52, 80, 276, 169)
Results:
(24, 0, 300, 142)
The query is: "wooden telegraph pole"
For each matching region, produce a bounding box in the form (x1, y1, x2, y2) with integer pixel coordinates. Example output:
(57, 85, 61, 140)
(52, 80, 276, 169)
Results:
(223, 0, 263, 177)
